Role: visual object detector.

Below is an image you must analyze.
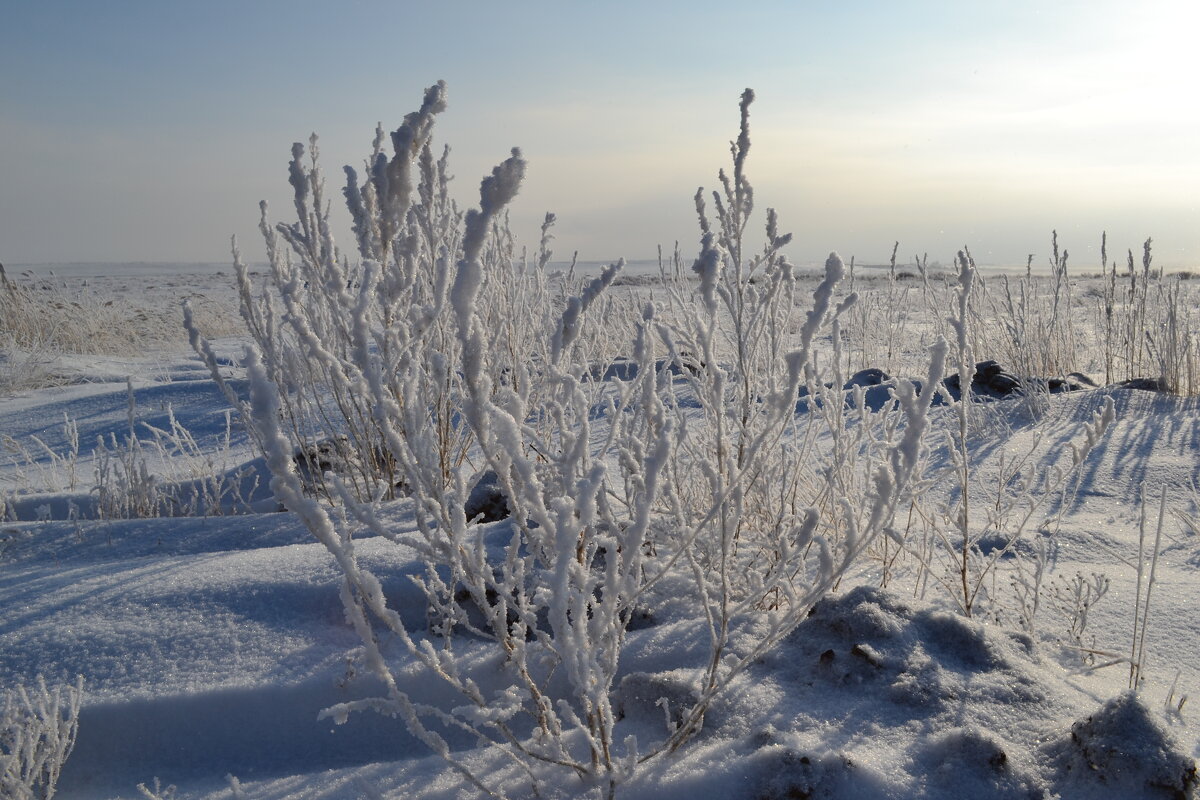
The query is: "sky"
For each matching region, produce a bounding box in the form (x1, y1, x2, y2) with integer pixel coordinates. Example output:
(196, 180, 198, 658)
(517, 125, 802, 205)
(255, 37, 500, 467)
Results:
(2, 0, 1198, 270)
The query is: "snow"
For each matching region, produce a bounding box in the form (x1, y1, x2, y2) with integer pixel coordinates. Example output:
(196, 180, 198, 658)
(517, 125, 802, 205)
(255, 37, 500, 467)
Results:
(1, 269, 1198, 799)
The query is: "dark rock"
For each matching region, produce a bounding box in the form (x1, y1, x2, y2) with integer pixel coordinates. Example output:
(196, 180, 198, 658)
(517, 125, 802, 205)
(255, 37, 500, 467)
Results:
(292, 436, 352, 479)
(844, 368, 889, 389)
(986, 371, 1022, 395)
(669, 350, 705, 376)
(1067, 372, 1098, 387)
(939, 360, 1098, 401)
(590, 352, 705, 382)
(450, 583, 539, 640)
(292, 436, 402, 496)
(793, 360, 1096, 417)
(625, 606, 656, 631)
(852, 383, 903, 412)
(1047, 372, 1097, 393)
(974, 360, 1006, 383)
(1119, 377, 1170, 392)
(464, 470, 511, 523)
(960, 360, 1023, 397)
(593, 358, 638, 381)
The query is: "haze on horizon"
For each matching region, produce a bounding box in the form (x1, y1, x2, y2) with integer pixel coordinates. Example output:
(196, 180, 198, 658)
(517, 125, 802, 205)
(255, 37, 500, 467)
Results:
(2, 0, 1198, 271)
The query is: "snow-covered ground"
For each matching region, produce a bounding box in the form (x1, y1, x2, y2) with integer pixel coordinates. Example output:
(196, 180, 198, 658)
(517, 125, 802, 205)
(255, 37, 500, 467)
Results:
(1, 268, 1198, 799)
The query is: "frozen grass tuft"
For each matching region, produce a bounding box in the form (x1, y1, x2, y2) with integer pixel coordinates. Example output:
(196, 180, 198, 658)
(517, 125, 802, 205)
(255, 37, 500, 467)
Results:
(0, 265, 242, 394)
(0, 676, 83, 800)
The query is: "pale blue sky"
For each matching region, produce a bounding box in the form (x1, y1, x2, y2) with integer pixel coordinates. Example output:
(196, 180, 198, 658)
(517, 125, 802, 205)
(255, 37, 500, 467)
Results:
(2, 0, 1197, 268)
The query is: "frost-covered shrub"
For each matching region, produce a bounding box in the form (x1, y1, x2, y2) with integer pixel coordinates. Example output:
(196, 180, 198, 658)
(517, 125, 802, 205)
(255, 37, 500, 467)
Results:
(0, 676, 83, 800)
(637, 91, 946, 751)
(209, 83, 942, 799)
(186, 81, 600, 503)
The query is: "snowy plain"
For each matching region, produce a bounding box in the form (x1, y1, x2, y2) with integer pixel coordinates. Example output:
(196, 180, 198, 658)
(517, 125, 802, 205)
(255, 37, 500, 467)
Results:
(2, 265, 1199, 800)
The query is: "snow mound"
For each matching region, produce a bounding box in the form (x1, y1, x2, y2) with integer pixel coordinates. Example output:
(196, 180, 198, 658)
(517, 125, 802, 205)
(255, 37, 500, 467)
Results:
(1045, 690, 1198, 799)
(917, 727, 1042, 799)
(748, 747, 891, 800)
(777, 585, 1044, 713)
(690, 586, 1200, 800)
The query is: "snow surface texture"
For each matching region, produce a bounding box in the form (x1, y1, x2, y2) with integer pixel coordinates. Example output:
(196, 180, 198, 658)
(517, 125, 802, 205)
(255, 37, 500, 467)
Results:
(2, 272, 1199, 799)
